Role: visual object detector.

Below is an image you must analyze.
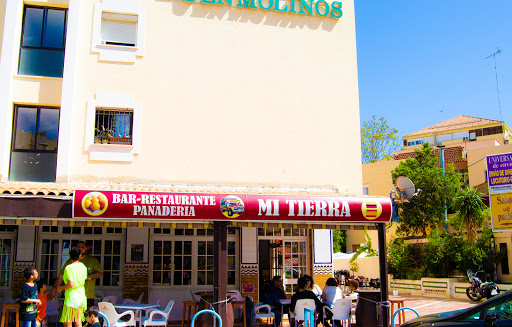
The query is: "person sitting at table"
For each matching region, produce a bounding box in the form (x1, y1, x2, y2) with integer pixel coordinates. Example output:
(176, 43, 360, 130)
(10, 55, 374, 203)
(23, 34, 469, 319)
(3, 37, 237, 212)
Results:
(344, 279, 359, 297)
(263, 276, 287, 327)
(290, 277, 323, 327)
(303, 275, 322, 300)
(322, 278, 342, 327)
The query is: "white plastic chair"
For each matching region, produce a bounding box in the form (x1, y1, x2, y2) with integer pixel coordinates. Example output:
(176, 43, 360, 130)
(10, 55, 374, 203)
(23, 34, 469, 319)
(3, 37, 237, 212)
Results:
(98, 301, 136, 327)
(323, 298, 352, 327)
(294, 299, 316, 325)
(102, 296, 118, 305)
(46, 300, 60, 327)
(252, 303, 276, 327)
(140, 300, 174, 327)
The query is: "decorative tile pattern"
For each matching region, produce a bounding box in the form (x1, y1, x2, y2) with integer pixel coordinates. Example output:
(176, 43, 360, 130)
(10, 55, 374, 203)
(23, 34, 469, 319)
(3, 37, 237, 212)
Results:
(241, 264, 258, 275)
(124, 264, 149, 275)
(313, 264, 332, 275)
(14, 262, 35, 274)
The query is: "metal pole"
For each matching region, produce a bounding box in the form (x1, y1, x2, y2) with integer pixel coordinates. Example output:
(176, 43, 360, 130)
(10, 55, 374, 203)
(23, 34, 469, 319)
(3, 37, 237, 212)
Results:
(378, 223, 389, 327)
(214, 221, 228, 325)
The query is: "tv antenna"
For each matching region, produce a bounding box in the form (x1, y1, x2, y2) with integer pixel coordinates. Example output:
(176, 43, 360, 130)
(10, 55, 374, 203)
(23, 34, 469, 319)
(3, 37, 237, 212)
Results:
(486, 49, 503, 135)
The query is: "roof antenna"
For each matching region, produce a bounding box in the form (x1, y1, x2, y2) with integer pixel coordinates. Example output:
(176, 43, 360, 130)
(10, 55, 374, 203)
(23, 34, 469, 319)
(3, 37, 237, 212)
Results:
(486, 49, 504, 140)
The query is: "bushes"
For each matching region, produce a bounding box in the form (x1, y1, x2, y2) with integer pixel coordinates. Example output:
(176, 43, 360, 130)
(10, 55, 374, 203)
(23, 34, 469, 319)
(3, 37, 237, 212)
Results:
(388, 227, 502, 279)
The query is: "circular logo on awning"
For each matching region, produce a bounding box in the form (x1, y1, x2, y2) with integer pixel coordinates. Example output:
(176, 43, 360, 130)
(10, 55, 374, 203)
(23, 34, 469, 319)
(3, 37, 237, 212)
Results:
(82, 192, 108, 216)
(361, 201, 382, 220)
(220, 195, 245, 218)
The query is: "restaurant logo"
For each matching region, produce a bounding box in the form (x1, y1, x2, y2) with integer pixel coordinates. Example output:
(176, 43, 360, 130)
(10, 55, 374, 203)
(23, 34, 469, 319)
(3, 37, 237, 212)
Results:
(220, 195, 245, 218)
(361, 201, 382, 220)
(82, 192, 108, 216)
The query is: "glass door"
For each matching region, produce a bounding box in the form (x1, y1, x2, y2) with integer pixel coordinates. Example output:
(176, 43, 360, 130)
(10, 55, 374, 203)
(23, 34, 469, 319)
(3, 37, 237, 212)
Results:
(283, 240, 307, 293)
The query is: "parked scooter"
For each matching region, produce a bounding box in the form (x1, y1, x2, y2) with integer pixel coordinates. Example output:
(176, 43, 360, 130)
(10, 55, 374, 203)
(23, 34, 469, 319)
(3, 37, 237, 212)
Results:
(466, 269, 500, 301)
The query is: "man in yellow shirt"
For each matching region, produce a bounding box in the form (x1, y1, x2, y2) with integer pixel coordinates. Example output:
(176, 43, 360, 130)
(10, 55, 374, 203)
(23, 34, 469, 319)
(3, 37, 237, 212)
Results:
(54, 241, 103, 308)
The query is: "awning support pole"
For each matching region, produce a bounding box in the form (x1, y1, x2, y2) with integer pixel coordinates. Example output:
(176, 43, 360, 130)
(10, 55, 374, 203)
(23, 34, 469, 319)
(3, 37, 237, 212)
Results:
(213, 221, 228, 323)
(378, 223, 390, 327)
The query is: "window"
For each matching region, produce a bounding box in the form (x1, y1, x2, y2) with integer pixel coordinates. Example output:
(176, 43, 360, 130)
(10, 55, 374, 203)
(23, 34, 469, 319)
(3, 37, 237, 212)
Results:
(39, 228, 124, 288)
(91, 0, 146, 63)
(19, 6, 67, 77)
(9, 106, 59, 182)
(94, 108, 133, 145)
(0, 238, 13, 287)
(363, 186, 369, 196)
(151, 229, 238, 287)
(101, 12, 137, 46)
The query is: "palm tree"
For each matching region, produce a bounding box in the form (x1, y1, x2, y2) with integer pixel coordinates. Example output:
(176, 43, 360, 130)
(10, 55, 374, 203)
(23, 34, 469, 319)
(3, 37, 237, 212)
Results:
(349, 230, 379, 264)
(452, 187, 487, 243)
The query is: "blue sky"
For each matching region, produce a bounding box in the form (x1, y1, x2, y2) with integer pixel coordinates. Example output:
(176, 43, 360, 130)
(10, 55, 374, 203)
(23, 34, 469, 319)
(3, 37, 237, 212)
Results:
(355, 1, 512, 140)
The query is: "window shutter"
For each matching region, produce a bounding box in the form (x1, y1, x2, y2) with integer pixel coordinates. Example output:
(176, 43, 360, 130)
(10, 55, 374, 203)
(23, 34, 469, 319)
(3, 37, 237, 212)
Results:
(101, 12, 137, 46)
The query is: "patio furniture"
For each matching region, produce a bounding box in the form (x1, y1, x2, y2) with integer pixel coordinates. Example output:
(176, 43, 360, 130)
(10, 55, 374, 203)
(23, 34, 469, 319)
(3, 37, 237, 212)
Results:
(293, 299, 316, 326)
(1, 303, 19, 327)
(181, 301, 199, 327)
(390, 297, 405, 326)
(114, 302, 161, 325)
(140, 300, 174, 327)
(98, 302, 136, 327)
(102, 296, 118, 305)
(323, 298, 352, 327)
(228, 290, 247, 327)
(46, 300, 60, 327)
(252, 303, 275, 327)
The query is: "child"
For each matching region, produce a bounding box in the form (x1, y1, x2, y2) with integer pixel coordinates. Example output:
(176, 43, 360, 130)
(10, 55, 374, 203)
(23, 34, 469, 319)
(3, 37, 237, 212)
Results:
(20, 267, 42, 327)
(84, 307, 101, 327)
(36, 280, 56, 327)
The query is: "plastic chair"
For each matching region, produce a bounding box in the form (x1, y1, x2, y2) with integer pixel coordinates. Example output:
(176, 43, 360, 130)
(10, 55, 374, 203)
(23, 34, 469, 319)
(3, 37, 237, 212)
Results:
(46, 300, 59, 327)
(140, 300, 174, 327)
(228, 290, 247, 327)
(252, 303, 275, 327)
(323, 298, 352, 327)
(102, 296, 118, 305)
(294, 299, 316, 326)
(137, 293, 144, 303)
(98, 302, 136, 327)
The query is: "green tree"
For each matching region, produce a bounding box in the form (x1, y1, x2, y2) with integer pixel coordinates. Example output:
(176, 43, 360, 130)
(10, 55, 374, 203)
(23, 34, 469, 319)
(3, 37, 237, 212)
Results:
(332, 230, 346, 253)
(391, 143, 462, 236)
(451, 188, 488, 243)
(361, 115, 400, 163)
(387, 237, 417, 279)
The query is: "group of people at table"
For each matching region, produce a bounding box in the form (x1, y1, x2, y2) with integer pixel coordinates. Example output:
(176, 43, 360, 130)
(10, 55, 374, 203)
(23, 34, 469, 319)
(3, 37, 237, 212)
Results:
(19, 241, 104, 327)
(263, 275, 359, 327)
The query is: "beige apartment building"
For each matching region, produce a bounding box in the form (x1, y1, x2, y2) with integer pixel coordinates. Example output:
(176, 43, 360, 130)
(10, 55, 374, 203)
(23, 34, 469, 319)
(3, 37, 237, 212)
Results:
(0, 0, 393, 321)
(362, 115, 512, 282)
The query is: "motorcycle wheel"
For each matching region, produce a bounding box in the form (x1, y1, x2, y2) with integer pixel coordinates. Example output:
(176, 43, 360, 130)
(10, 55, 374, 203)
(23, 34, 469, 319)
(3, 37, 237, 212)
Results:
(466, 287, 482, 301)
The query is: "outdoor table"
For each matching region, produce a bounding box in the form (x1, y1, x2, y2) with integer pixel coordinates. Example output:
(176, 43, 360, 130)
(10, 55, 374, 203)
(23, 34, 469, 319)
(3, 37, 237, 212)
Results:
(113, 303, 160, 325)
(279, 299, 291, 327)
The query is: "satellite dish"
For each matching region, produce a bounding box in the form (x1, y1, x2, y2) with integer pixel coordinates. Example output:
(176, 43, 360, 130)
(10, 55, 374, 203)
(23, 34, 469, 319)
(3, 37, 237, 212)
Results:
(395, 176, 416, 200)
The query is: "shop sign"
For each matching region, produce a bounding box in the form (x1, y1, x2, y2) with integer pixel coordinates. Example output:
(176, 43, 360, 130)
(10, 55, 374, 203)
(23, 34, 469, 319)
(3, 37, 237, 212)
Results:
(183, 0, 343, 19)
(73, 190, 392, 223)
(490, 192, 512, 232)
(487, 152, 512, 194)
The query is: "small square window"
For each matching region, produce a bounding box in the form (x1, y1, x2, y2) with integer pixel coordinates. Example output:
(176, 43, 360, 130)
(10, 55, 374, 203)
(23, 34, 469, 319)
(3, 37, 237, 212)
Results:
(94, 108, 133, 145)
(101, 12, 137, 47)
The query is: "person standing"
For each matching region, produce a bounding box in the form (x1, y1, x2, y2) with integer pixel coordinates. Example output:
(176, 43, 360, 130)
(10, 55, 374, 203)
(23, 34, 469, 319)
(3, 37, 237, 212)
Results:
(36, 280, 56, 327)
(56, 247, 87, 327)
(55, 241, 103, 308)
(20, 268, 42, 327)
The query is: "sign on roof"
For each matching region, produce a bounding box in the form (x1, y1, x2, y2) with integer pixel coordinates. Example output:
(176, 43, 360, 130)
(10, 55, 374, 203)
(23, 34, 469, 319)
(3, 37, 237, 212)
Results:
(73, 190, 392, 223)
(486, 152, 512, 194)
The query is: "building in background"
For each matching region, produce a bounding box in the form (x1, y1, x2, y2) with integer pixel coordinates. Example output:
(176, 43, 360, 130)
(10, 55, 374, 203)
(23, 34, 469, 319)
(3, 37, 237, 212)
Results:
(360, 115, 512, 282)
(0, 0, 388, 320)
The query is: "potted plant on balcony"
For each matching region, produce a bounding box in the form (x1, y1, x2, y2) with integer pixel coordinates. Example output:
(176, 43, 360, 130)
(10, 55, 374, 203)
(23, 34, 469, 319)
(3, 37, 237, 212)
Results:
(95, 126, 114, 144)
(109, 134, 132, 145)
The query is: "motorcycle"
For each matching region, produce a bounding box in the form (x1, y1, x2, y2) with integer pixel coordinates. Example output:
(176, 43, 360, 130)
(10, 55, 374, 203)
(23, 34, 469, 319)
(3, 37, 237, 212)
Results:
(466, 269, 500, 301)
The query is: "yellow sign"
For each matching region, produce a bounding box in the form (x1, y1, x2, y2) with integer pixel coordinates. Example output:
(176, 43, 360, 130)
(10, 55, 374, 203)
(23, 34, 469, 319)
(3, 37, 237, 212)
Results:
(491, 192, 512, 231)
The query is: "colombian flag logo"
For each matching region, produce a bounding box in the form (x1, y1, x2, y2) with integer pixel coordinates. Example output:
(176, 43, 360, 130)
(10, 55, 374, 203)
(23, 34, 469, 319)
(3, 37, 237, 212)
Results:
(361, 201, 382, 220)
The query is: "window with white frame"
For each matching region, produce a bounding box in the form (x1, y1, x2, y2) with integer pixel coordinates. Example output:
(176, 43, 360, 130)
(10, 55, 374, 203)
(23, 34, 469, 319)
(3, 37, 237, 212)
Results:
(151, 228, 238, 287)
(38, 227, 124, 287)
(91, 0, 145, 63)
(101, 12, 137, 46)
(0, 236, 14, 287)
